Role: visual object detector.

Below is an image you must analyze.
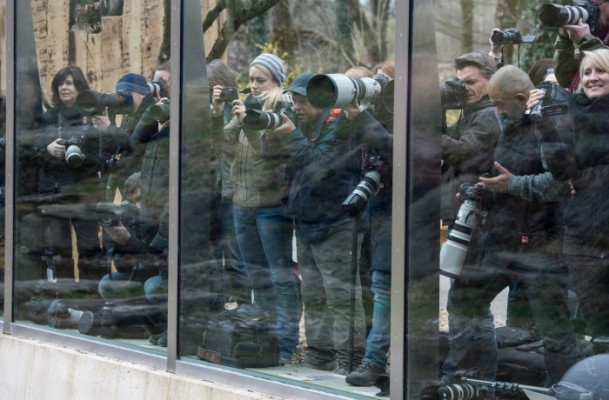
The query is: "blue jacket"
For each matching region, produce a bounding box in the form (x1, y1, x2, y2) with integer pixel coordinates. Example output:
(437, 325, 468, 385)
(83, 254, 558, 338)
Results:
(282, 109, 391, 243)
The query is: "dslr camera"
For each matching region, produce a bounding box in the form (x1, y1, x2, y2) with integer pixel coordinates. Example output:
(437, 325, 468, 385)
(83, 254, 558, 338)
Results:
(76, 90, 132, 116)
(342, 154, 384, 215)
(538, 1, 601, 35)
(526, 81, 572, 122)
(148, 77, 168, 99)
(242, 94, 295, 130)
(490, 28, 535, 46)
(59, 135, 86, 168)
(440, 77, 468, 110)
(96, 200, 138, 228)
(218, 87, 240, 102)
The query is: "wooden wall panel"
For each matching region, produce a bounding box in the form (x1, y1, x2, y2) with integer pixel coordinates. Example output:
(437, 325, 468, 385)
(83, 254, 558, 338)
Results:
(3, 0, 221, 96)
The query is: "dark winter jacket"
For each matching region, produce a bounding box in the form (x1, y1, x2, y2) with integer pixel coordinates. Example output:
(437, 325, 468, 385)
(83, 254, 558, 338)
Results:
(282, 108, 391, 243)
(38, 105, 107, 202)
(441, 96, 501, 223)
(543, 93, 609, 254)
(482, 117, 569, 250)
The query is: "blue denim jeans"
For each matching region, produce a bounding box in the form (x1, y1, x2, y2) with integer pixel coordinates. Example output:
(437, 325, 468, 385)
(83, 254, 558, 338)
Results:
(362, 270, 391, 369)
(98, 264, 159, 301)
(233, 204, 300, 358)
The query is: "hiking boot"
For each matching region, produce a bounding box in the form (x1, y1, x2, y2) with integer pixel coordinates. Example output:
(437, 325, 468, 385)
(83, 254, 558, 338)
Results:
(346, 361, 385, 386)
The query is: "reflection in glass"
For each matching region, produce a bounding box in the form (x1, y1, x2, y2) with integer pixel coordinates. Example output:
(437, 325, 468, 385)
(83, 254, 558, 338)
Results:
(13, 0, 169, 350)
(183, 1, 397, 398)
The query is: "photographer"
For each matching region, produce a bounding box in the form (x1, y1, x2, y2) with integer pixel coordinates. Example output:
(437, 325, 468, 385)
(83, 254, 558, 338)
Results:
(27, 66, 107, 281)
(441, 65, 579, 386)
(92, 72, 158, 193)
(550, 0, 609, 91)
(537, 48, 609, 352)
(273, 72, 392, 376)
(94, 67, 172, 343)
(210, 53, 300, 365)
(441, 52, 500, 228)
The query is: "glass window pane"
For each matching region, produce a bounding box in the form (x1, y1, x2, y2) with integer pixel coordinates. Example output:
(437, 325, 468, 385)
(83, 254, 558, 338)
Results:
(180, 1, 396, 398)
(13, 0, 169, 354)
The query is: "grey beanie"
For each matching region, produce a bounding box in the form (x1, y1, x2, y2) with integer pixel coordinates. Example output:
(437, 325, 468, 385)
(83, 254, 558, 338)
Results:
(250, 53, 286, 85)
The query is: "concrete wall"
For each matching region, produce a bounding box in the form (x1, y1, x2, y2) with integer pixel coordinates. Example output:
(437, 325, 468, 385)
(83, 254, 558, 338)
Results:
(0, 334, 282, 400)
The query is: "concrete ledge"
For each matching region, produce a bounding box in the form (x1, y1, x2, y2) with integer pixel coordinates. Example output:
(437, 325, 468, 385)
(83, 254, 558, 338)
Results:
(0, 333, 282, 400)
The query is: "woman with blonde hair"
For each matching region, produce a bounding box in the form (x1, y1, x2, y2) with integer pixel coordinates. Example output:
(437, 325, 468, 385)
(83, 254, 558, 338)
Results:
(210, 53, 299, 365)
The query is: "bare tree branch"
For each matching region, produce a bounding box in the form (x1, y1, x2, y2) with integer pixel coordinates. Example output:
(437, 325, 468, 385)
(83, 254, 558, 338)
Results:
(203, 0, 282, 60)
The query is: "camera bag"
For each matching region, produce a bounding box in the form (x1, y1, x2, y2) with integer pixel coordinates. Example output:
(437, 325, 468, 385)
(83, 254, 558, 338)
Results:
(197, 308, 279, 368)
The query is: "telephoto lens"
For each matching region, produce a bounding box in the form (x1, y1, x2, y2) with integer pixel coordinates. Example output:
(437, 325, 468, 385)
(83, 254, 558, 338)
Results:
(439, 184, 485, 278)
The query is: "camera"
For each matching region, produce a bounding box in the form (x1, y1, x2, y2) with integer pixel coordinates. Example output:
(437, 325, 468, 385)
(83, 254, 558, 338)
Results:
(76, 90, 132, 116)
(148, 77, 168, 98)
(342, 155, 384, 215)
(439, 183, 486, 278)
(305, 73, 389, 109)
(526, 81, 571, 123)
(538, 1, 600, 35)
(218, 87, 240, 102)
(148, 101, 170, 123)
(490, 28, 535, 45)
(59, 136, 85, 168)
(96, 200, 138, 228)
(242, 94, 294, 130)
(440, 77, 468, 110)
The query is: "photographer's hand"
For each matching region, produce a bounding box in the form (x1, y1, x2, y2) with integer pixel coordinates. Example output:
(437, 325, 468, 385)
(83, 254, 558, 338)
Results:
(231, 99, 245, 126)
(488, 28, 503, 62)
(211, 85, 225, 116)
(477, 162, 511, 193)
(93, 108, 111, 133)
(526, 88, 545, 110)
(270, 112, 296, 136)
(47, 138, 66, 158)
(562, 19, 590, 45)
(104, 222, 131, 245)
(343, 100, 362, 120)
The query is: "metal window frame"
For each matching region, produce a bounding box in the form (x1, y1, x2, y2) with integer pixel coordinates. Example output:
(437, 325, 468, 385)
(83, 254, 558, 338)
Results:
(1, 1, 444, 399)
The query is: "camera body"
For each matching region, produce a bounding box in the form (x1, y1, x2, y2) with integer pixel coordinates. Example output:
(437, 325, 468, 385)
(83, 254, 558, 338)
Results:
(490, 28, 536, 45)
(439, 183, 486, 278)
(59, 136, 86, 168)
(76, 90, 132, 116)
(538, 1, 600, 35)
(440, 77, 468, 110)
(218, 87, 240, 103)
(148, 77, 168, 98)
(305, 73, 390, 110)
(96, 200, 138, 228)
(242, 94, 295, 130)
(342, 154, 384, 216)
(526, 81, 572, 123)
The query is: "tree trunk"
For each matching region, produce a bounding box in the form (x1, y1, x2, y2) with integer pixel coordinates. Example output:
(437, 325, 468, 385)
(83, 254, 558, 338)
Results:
(461, 0, 473, 53)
